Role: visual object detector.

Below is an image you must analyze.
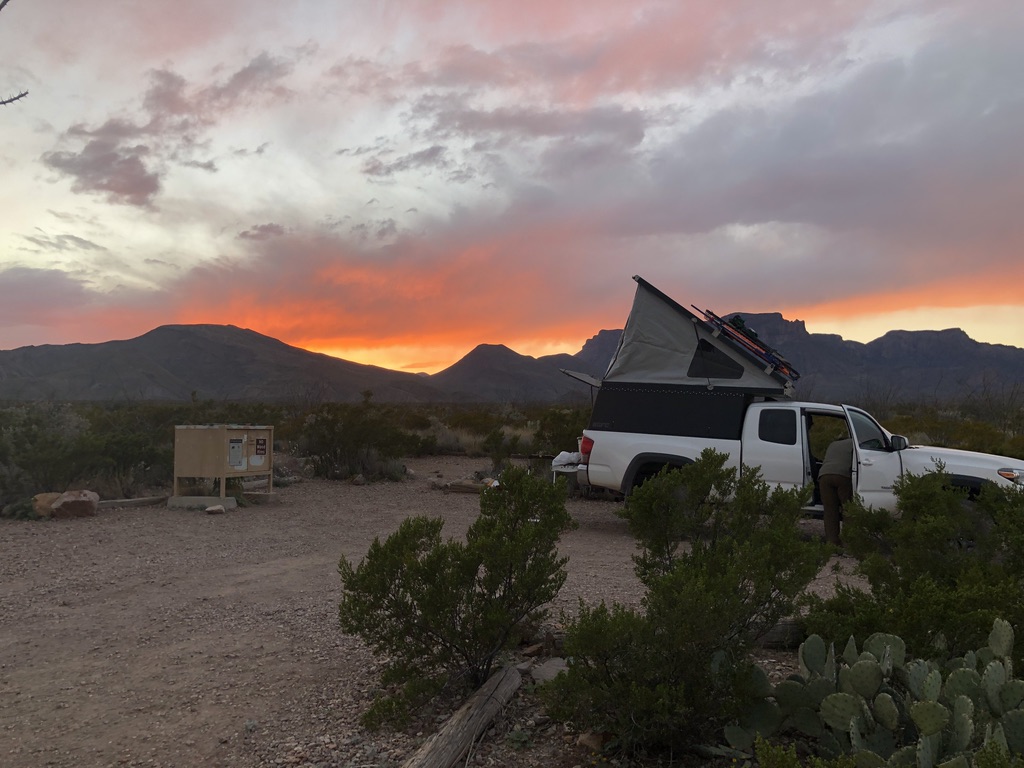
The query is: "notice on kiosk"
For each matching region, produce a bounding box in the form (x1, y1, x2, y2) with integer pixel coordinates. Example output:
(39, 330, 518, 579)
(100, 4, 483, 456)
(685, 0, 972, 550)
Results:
(228, 437, 246, 469)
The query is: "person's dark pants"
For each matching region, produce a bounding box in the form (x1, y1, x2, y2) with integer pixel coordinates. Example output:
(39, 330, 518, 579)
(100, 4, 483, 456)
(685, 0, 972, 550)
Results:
(819, 473, 852, 546)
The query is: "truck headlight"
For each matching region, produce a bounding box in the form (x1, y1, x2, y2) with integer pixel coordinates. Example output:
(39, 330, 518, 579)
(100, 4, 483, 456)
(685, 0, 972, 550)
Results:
(997, 468, 1023, 484)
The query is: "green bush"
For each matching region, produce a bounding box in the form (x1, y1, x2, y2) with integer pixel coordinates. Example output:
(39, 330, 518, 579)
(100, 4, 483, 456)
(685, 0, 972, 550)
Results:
(338, 465, 575, 727)
(803, 469, 1024, 667)
(541, 450, 829, 753)
(531, 407, 587, 456)
(296, 401, 426, 480)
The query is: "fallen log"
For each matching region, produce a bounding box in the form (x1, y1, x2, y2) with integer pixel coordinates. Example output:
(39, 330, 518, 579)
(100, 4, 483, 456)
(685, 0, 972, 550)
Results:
(402, 666, 522, 768)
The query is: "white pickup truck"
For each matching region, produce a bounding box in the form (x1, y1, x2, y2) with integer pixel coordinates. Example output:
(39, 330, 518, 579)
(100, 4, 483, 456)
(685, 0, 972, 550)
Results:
(578, 399, 1024, 511)
(569, 276, 1024, 510)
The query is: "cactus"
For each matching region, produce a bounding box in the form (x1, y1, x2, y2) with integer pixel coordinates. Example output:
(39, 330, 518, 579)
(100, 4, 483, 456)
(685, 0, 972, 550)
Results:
(905, 659, 931, 700)
(943, 667, 982, 702)
(1000, 679, 1024, 712)
(923, 668, 942, 703)
(986, 722, 1009, 754)
(773, 678, 805, 714)
(990, 619, 1015, 660)
(864, 632, 906, 670)
(843, 636, 860, 667)
(852, 750, 886, 768)
(873, 691, 901, 731)
(910, 700, 951, 736)
(1002, 709, 1024, 755)
(984, 659, 1009, 714)
(862, 726, 896, 759)
(889, 744, 916, 767)
(918, 731, 941, 768)
(951, 708, 973, 753)
(790, 706, 823, 737)
(801, 634, 828, 677)
(732, 619, 1021, 766)
(821, 692, 864, 731)
(723, 723, 755, 751)
(806, 676, 837, 708)
(849, 659, 884, 699)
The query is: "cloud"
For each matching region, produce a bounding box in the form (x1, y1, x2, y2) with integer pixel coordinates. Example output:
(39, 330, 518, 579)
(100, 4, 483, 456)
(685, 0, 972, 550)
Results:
(43, 136, 161, 207)
(41, 52, 294, 208)
(21, 232, 107, 253)
(238, 223, 286, 241)
(361, 145, 448, 177)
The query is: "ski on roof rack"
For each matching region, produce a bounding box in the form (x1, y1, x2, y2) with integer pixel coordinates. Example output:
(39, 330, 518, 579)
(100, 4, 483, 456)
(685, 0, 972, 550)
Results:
(691, 305, 801, 381)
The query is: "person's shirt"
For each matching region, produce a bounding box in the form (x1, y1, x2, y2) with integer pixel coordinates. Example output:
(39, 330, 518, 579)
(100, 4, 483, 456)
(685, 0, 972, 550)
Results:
(819, 438, 854, 477)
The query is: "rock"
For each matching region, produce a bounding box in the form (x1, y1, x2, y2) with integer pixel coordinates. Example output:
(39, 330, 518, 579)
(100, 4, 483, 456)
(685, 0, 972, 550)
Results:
(576, 731, 607, 752)
(51, 490, 99, 519)
(529, 657, 567, 683)
(206, 505, 226, 515)
(32, 492, 61, 519)
(521, 643, 545, 657)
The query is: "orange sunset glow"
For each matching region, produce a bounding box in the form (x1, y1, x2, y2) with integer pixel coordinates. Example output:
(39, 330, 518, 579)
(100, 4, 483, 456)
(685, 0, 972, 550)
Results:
(1, 0, 1022, 372)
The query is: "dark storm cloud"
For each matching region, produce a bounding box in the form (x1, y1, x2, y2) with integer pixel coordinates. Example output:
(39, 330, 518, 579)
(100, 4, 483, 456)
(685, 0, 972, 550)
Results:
(41, 52, 294, 208)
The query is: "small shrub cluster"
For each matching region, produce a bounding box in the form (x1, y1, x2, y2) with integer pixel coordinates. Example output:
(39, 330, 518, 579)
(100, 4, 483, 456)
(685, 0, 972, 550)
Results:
(541, 450, 830, 753)
(338, 465, 576, 727)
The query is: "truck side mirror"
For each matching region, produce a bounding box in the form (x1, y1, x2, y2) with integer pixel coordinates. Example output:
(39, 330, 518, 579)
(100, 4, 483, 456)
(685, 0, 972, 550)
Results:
(890, 435, 908, 451)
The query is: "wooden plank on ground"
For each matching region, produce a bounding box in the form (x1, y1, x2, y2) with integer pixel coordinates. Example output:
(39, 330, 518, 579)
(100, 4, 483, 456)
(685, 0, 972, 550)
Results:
(402, 666, 522, 768)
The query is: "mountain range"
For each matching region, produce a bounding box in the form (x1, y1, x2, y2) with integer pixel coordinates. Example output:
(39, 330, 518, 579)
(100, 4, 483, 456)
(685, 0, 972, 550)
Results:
(0, 317, 1022, 405)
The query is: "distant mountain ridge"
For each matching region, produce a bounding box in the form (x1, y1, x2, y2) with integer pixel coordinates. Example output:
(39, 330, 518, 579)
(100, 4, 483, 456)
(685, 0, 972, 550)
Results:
(0, 317, 1022, 404)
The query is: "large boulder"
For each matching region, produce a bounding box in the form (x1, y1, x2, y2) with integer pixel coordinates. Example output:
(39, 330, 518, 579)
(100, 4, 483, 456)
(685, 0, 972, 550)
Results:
(51, 490, 99, 519)
(31, 492, 62, 519)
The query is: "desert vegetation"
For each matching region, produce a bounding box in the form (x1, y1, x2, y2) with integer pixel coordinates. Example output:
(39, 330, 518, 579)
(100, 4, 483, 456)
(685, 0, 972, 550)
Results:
(0, 396, 590, 510)
(4, 395, 1024, 764)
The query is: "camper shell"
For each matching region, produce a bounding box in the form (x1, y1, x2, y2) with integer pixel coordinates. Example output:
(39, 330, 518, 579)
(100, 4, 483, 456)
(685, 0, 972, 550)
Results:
(573, 275, 800, 439)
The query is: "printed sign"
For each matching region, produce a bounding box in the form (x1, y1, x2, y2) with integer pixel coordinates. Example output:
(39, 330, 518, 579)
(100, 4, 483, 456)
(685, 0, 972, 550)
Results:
(228, 437, 245, 468)
(255, 438, 267, 456)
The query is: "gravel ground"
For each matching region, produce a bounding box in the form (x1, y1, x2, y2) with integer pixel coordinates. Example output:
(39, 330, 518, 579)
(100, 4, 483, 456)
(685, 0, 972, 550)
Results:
(0, 456, 854, 768)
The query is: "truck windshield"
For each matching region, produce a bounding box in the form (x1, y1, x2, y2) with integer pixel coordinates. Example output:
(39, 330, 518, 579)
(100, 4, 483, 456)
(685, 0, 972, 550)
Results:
(848, 409, 889, 451)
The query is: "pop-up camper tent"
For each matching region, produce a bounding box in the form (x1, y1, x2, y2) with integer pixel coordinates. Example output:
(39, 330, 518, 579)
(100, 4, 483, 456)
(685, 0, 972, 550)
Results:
(603, 276, 798, 394)
(570, 276, 800, 438)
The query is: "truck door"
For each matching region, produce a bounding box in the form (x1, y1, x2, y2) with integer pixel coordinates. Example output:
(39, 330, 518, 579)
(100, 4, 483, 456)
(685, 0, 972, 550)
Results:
(740, 406, 805, 490)
(841, 405, 904, 511)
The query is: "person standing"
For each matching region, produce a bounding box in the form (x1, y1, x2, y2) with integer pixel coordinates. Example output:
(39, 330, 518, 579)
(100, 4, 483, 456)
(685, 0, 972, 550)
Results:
(818, 437, 854, 546)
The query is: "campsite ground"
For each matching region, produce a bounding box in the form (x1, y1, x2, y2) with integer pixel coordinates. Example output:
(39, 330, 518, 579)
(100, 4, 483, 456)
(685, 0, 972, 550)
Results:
(0, 455, 853, 768)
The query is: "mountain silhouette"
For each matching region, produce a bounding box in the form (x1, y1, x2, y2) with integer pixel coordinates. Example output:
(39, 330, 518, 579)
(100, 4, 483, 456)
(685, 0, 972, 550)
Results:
(1, 317, 1022, 404)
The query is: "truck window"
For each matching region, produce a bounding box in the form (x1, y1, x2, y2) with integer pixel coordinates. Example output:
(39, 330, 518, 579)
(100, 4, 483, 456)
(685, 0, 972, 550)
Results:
(758, 409, 796, 445)
(848, 410, 888, 451)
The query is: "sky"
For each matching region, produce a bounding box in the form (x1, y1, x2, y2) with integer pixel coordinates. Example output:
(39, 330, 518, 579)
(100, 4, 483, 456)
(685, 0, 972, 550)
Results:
(1, 0, 1022, 373)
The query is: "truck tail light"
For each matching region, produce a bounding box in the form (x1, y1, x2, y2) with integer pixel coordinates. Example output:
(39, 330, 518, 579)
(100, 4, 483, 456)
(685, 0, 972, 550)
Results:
(580, 436, 594, 463)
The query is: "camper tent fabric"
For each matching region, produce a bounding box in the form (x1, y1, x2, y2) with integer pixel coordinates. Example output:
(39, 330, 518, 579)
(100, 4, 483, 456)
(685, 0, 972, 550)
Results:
(602, 276, 793, 396)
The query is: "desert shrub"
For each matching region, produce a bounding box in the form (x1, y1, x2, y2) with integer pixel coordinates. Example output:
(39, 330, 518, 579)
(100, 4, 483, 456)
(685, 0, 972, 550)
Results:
(0, 403, 97, 503)
(481, 427, 520, 473)
(754, 737, 855, 768)
(296, 402, 426, 480)
(541, 450, 828, 754)
(802, 468, 1024, 667)
(81, 404, 174, 497)
(531, 407, 588, 456)
(0, 498, 38, 520)
(338, 465, 575, 727)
